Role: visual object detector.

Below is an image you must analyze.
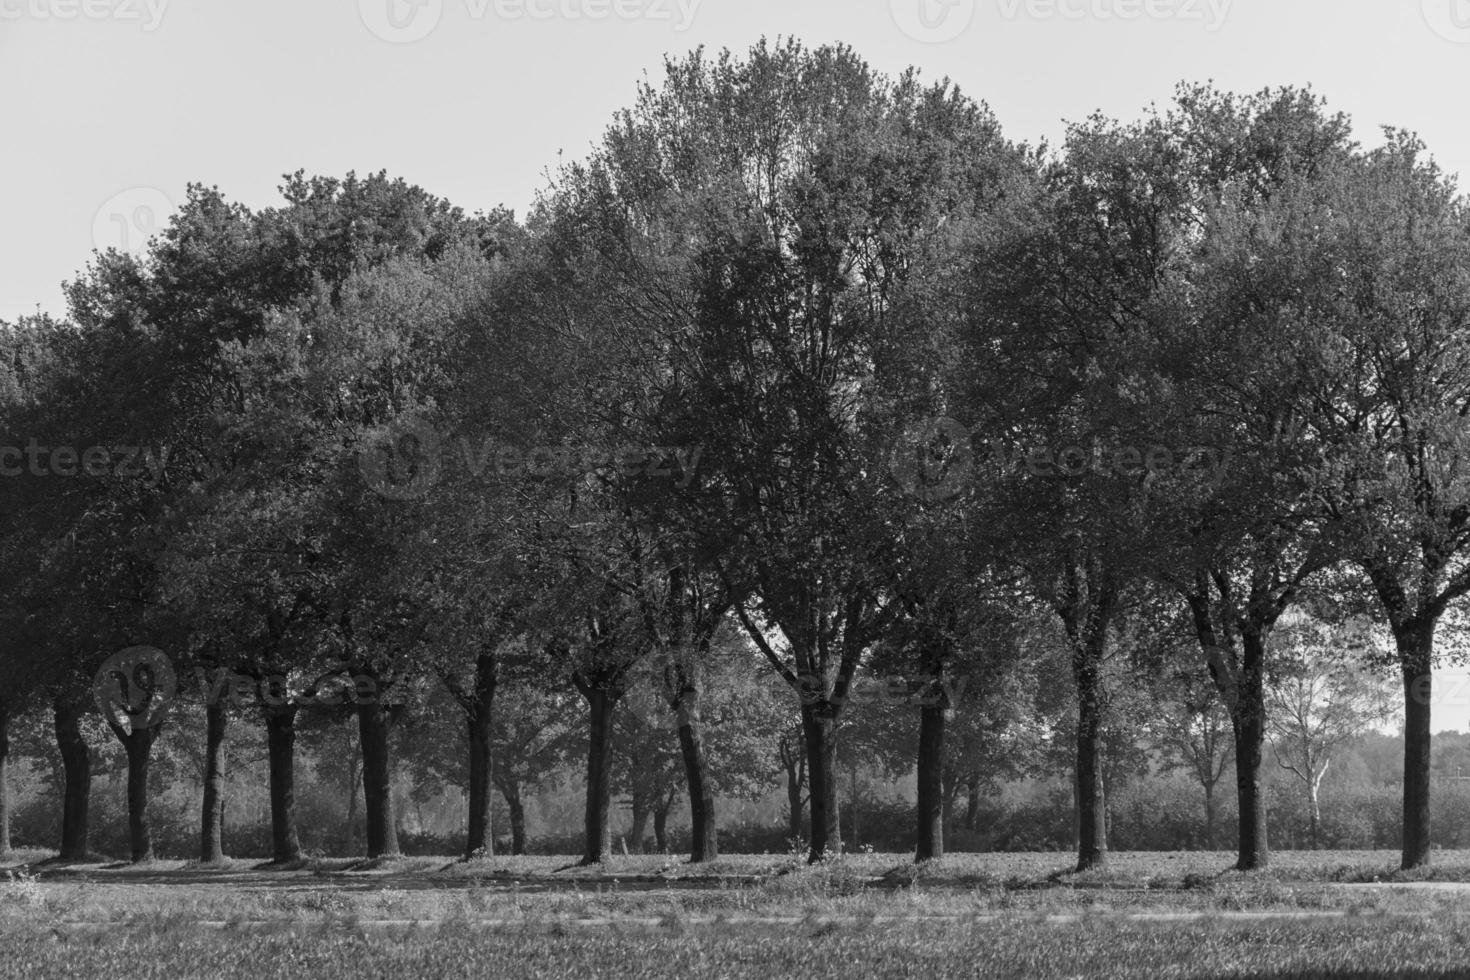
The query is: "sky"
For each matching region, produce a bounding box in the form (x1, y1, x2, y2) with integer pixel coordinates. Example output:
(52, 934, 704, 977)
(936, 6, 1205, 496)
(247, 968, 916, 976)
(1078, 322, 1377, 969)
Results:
(3, 0, 1469, 729)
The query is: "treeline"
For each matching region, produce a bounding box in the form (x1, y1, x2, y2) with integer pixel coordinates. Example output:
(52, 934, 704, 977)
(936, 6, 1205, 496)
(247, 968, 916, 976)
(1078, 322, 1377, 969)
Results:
(3, 38, 1470, 873)
(7, 663, 1458, 860)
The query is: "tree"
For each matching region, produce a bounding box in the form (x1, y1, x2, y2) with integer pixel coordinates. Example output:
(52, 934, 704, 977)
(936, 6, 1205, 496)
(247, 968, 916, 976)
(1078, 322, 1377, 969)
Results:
(490, 684, 579, 855)
(960, 114, 1181, 869)
(1310, 141, 1470, 868)
(615, 677, 686, 853)
(1085, 85, 1354, 870)
(1266, 608, 1398, 847)
(1153, 664, 1235, 848)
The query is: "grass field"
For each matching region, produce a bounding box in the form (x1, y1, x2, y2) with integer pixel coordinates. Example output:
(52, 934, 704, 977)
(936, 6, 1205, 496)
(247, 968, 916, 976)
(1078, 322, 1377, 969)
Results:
(4, 850, 1470, 978)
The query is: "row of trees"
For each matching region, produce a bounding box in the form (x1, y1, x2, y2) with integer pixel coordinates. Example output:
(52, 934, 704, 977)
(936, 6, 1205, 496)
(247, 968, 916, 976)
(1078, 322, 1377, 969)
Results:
(3, 39, 1468, 873)
(0, 626, 1407, 858)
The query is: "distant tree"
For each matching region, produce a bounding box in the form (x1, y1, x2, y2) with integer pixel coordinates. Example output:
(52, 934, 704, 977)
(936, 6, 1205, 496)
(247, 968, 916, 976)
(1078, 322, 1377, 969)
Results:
(1267, 609, 1398, 847)
(1153, 664, 1235, 849)
(490, 684, 579, 855)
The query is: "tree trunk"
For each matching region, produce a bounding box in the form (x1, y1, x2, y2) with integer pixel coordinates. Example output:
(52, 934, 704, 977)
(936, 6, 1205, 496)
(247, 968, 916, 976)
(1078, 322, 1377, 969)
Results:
(784, 744, 805, 843)
(357, 698, 401, 859)
(628, 799, 650, 855)
(464, 650, 497, 859)
(1308, 776, 1322, 849)
(942, 774, 960, 837)
(109, 723, 159, 863)
(800, 705, 840, 862)
(465, 711, 493, 859)
(263, 705, 302, 864)
(1073, 653, 1107, 871)
(199, 697, 228, 864)
(675, 691, 718, 862)
(0, 704, 11, 857)
(1399, 618, 1435, 870)
(1203, 781, 1215, 851)
(965, 774, 980, 831)
(1231, 630, 1269, 870)
(654, 793, 673, 853)
(915, 699, 946, 862)
(499, 780, 527, 855)
(580, 686, 617, 865)
(54, 700, 91, 862)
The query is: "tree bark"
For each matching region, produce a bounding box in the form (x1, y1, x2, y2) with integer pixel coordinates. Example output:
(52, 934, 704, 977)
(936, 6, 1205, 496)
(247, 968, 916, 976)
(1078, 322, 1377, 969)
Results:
(800, 705, 840, 862)
(499, 780, 527, 855)
(263, 705, 302, 864)
(1060, 561, 1115, 873)
(343, 748, 361, 855)
(942, 775, 959, 836)
(199, 697, 228, 864)
(674, 684, 718, 862)
(464, 650, 497, 859)
(1203, 781, 1215, 851)
(654, 793, 673, 853)
(1231, 630, 1269, 870)
(628, 800, 650, 854)
(54, 700, 91, 862)
(357, 697, 401, 859)
(1399, 619, 1435, 870)
(1073, 652, 1107, 871)
(915, 699, 946, 862)
(782, 738, 806, 843)
(0, 704, 11, 857)
(1308, 774, 1323, 849)
(109, 722, 159, 863)
(580, 686, 618, 865)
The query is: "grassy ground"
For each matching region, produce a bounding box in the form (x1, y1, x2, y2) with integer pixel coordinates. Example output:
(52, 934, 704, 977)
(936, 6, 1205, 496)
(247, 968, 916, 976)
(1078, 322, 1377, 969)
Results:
(4, 850, 1470, 977)
(5, 917, 1470, 979)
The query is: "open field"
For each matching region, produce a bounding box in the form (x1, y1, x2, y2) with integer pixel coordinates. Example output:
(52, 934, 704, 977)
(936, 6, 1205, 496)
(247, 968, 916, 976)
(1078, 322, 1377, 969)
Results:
(5, 851, 1470, 978)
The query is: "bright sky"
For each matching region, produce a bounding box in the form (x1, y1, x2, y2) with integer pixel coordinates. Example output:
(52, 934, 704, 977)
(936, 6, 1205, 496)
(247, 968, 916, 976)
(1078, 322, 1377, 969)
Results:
(4, 0, 1470, 730)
